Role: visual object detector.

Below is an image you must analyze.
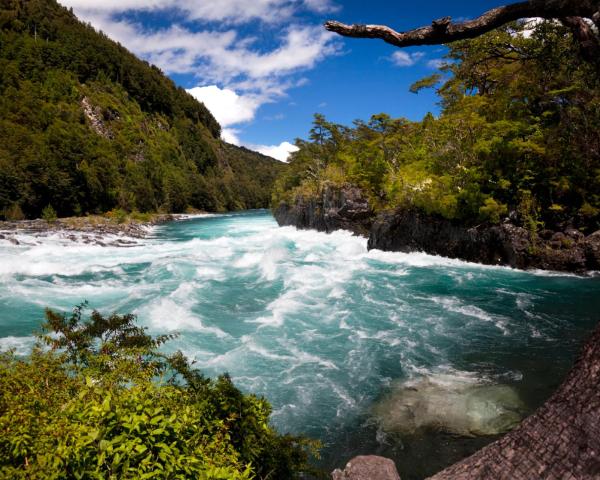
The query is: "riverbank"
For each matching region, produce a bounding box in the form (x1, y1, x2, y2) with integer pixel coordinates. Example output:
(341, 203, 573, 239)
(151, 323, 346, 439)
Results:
(273, 184, 600, 274)
(0, 213, 177, 246)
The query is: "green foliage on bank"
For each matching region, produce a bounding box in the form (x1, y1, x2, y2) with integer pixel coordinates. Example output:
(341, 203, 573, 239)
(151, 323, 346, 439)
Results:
(0, 0, 285, 219)
(0, 305, 319, 479)
(273, 21, 600, 231)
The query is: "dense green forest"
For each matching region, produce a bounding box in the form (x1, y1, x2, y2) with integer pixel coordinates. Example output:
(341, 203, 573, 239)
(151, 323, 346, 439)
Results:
(0, 305, 318, 479)
(273, 20, 600, 233)
(0, 0, 285, 220)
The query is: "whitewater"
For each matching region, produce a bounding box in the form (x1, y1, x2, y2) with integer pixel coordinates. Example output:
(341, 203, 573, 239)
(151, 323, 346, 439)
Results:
(1, 210, 599, 476)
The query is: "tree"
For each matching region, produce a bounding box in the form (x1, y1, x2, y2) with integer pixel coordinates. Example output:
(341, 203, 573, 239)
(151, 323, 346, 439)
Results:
(324, 0, 600, 65)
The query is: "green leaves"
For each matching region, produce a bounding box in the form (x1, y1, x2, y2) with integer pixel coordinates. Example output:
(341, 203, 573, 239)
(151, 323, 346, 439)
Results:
(409, 74, 443, 94)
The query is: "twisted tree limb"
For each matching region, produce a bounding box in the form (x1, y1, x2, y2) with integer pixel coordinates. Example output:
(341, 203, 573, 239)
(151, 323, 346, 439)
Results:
(324, 0, 600, 64)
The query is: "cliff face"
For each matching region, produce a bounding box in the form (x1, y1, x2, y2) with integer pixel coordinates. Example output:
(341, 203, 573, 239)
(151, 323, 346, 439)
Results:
(273, 185, 600, 273)
(274, 184, 373, 236)
(369, 209, 600, 272)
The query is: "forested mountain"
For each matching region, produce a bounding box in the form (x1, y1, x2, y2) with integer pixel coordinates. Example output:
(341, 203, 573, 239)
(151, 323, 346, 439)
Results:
(0, 0, 285, 219)
(274, 20, 600, 234)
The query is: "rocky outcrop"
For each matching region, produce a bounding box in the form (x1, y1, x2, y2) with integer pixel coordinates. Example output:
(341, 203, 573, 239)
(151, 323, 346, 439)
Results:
(368, 208, 600, 272)
(81, 96, 114, 139)
(273, 186, 600, 272)
(273, 184, 373, 236)
(332, 456, 401, 480)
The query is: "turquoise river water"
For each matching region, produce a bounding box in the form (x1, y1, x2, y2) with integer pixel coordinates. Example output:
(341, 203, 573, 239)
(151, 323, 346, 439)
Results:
(1, 210, 599, 478)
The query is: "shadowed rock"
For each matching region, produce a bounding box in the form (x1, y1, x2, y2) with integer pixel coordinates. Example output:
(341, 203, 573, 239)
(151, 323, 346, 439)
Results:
(273, 184, 600, 272)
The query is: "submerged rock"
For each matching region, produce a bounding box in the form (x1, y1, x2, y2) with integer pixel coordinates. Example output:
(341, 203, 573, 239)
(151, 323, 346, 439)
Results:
(429, 323, 600, 479)
(332, 455, 401, 480)
(372, 374, 525, 437)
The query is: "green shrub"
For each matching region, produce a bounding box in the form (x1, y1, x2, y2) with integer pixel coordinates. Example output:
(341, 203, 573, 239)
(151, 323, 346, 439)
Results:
(41, 204, 58, 222)
(2, 204, 25, 221)
(479, 198, 508, 224)
(106, 208, 128, 224)
(0, 305, 320, 479)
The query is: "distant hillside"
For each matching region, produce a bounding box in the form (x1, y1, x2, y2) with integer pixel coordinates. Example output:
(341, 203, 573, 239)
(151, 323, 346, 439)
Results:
(0, 0, 286, 219)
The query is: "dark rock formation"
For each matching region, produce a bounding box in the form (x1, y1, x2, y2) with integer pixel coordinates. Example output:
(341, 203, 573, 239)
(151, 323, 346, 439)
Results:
(273, 183, 373, 236)
(273, 185, 600, 272)
(428, 321, 600, 479)
(332, 455, 401, 480)
(368, 208, 600, 272)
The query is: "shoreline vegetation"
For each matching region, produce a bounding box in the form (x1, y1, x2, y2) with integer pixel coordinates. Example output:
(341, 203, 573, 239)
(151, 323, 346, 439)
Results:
(0, 306, 320, 479)
(272, 20, 600, 274)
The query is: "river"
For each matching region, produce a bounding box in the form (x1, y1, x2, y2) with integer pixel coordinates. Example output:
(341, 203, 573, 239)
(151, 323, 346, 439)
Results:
(1, 210, 599, 478)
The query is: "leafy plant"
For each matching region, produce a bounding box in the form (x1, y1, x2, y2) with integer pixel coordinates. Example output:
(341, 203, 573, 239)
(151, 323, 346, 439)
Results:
(0, 304, 320, 479)
(41, 204, 57, 222)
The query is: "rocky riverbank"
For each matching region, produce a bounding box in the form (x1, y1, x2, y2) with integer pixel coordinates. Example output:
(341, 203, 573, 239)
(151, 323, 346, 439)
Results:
(273, 184, 600, 273)
(0, 214, 176, 247)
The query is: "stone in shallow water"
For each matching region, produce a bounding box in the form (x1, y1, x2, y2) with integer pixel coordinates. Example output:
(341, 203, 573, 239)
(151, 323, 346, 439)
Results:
(373, 374, 525, 437)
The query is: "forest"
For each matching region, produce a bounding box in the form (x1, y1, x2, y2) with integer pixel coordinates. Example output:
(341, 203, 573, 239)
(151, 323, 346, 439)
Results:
(273, 20, 600, 234)
(0, 0, 285, 220)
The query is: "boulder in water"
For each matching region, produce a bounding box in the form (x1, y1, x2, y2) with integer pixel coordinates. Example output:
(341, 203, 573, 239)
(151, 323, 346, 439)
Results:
(332, 455, 401, 480)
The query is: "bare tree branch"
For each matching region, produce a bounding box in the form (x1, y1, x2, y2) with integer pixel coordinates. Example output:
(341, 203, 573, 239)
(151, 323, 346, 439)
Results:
(324, 1, 600, 49)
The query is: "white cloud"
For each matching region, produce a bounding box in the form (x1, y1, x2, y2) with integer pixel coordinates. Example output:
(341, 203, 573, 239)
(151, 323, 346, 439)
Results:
(64, 11, 339, 96)
(427, 58, 445, 69)
(187, 85, 260, 127)
(221, 128, 242, 145)
(61, 0, 338, 24)
(391, 51, 424, 67)
(254, 141, 299, 162)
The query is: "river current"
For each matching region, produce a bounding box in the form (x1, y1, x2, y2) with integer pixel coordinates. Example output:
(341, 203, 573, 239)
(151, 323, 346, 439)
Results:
(1, 210, 599, 478)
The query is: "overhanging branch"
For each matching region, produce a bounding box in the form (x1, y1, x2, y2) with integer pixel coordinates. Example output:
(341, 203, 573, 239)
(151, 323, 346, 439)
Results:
(324, 1, 600, 48)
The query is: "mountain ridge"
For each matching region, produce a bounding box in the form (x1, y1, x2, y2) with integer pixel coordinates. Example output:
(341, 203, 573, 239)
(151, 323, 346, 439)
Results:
(0, 0, 286, 219)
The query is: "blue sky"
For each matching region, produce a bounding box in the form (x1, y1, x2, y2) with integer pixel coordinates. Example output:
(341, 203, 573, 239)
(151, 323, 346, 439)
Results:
(59, 0, 507, 160)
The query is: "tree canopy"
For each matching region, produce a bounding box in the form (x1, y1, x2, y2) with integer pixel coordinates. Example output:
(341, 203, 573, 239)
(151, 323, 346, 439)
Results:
(274, 20, 600, 233)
